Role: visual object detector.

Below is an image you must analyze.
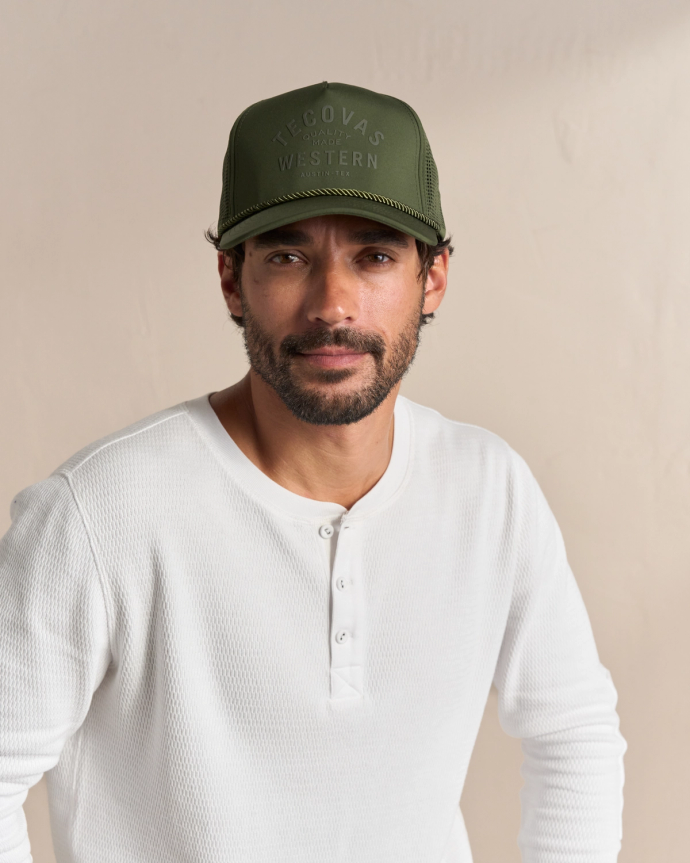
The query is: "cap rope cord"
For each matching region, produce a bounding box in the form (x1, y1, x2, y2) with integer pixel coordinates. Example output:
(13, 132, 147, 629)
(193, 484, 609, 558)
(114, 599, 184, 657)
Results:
(218, 187, 443, 238)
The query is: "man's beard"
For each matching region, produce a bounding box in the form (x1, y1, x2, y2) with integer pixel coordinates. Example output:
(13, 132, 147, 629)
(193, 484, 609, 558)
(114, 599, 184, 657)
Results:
(239, 290, 426, 426)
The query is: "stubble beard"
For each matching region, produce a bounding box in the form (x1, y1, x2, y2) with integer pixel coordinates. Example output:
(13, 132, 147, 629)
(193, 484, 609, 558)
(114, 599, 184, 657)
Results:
(238, 289, 426, 426)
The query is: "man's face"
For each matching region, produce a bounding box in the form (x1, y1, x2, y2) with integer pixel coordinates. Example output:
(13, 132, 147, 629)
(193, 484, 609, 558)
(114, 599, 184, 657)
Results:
(218, 214, 447, 425)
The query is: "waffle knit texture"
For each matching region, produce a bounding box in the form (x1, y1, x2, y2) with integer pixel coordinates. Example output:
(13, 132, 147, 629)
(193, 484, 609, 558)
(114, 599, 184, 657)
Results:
(0, 393, 627, 863)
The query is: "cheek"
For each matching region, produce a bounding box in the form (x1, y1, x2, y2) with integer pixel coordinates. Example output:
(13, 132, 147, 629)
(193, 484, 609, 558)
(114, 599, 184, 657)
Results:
(359, 274, 422, 334)
(247, 276, 303, 326)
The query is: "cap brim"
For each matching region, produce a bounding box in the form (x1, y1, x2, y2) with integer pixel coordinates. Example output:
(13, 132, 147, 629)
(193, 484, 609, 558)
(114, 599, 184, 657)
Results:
(217, 195, 439, 249)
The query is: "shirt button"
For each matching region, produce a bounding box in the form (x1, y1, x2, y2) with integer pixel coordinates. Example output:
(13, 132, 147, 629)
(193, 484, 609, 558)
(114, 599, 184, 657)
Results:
(319, 524, 334, 538)
(335, 629, 349, 644)
(335, 577, 348, 591)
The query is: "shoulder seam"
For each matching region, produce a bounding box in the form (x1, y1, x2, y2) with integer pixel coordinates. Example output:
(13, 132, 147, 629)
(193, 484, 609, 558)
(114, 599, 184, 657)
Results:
(65, 409, 187, 475)
(57, 472, 115, 663)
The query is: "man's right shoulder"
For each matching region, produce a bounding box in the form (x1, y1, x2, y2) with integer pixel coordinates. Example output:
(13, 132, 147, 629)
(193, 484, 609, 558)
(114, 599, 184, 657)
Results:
(55, 402, 189, 473)
(4, 399, 210, 539)
(46, 399, 206, 506)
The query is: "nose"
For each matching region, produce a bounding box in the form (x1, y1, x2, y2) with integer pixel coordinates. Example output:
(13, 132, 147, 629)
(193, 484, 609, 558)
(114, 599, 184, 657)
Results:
(304, 257, 361, 326)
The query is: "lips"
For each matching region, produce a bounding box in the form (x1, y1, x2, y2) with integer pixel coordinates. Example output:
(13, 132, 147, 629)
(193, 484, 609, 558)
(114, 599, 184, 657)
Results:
(299, 348, 367, 356)
(280, 327, 386, 361)
(296, 348, 368, 368)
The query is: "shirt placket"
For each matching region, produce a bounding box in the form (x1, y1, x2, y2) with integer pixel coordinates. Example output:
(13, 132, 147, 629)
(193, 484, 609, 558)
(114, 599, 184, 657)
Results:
(320, 516, 365, 707)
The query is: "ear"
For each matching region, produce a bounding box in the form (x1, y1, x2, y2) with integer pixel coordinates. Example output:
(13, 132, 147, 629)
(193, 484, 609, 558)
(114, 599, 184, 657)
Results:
(218, 251, 243, 320)
(422, 247, 449, 315)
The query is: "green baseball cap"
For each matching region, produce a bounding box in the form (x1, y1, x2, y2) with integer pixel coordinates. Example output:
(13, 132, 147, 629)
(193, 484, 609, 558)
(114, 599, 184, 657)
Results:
(216, 81, 446, 250)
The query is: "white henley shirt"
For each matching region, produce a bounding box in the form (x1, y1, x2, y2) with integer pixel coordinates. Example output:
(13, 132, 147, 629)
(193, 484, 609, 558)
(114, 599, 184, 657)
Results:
(0, 393, 626, 863)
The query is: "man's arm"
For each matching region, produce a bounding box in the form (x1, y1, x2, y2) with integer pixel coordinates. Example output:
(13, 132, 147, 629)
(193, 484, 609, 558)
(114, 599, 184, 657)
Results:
(0, 472, 111, 863)
(492, 452, 627, 862)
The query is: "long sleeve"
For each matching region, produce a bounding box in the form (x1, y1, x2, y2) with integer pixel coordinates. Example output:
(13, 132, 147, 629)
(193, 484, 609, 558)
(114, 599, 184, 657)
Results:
(0, 472, 112, 863)
(492, 453, 627, 862)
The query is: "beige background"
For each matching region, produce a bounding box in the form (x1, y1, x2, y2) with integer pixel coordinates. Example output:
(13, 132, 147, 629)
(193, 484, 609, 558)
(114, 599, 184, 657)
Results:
(2, 0, 689, 860)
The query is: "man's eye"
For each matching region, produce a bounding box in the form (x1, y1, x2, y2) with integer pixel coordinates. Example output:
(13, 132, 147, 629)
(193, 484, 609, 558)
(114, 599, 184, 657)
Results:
(365, 253, 391, 263)
(270, 253, 301, 264)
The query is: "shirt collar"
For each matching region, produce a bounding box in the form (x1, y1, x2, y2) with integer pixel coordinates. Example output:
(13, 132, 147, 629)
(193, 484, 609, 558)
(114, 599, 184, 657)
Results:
(183, 391, 412, 523)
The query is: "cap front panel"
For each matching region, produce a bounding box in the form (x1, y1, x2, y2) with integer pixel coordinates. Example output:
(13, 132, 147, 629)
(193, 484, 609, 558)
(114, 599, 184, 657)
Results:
(226, 82, 423, 231)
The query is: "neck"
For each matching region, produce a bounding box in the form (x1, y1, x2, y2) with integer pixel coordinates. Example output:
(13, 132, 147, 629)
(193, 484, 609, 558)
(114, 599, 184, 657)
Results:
(208, 371, 398, 510)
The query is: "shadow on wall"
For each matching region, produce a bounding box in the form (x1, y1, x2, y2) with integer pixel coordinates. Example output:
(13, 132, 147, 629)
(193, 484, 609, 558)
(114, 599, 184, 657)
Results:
(370, 0, 690, 92)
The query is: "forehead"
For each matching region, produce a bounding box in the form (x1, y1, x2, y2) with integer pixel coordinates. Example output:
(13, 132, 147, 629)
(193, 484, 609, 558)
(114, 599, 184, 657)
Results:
(247, 214, 413, 249)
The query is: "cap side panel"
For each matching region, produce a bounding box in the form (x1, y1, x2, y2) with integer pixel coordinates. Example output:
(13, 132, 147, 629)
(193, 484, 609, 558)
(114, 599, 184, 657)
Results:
(220, 106, 250, 229)
(220, 136, 232, 229)
(400, 101, 425, 226)
(231, 108, 253, 219)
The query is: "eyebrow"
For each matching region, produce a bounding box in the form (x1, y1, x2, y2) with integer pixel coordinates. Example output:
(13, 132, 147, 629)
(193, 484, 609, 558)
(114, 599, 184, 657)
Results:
(348, 228, 411, 248)
(253, 229, 313, 248)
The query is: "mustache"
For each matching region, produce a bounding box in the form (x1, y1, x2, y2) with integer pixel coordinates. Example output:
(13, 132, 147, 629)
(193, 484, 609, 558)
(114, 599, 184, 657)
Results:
(280, 327, 386, 359)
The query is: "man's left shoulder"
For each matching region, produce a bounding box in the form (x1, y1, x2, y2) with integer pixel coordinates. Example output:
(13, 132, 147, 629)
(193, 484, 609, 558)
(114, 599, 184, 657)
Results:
(400, 396, 529, 480)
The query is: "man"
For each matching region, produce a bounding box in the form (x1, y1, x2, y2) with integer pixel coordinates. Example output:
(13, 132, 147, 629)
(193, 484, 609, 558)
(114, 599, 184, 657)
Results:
(0, 81, 625, 863)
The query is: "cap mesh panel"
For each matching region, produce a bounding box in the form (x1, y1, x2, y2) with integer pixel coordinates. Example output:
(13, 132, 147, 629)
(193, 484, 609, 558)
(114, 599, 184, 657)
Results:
(220, 150, 232, 227)
(424, 140, 443, 231)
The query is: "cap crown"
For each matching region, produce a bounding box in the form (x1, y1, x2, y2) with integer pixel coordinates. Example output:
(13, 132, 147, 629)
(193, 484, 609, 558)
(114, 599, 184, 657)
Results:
(218, 81, 444, 243)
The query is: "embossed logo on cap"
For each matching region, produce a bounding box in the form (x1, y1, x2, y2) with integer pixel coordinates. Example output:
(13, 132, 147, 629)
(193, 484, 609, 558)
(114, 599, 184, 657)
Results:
(271, 104, 384, 177)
